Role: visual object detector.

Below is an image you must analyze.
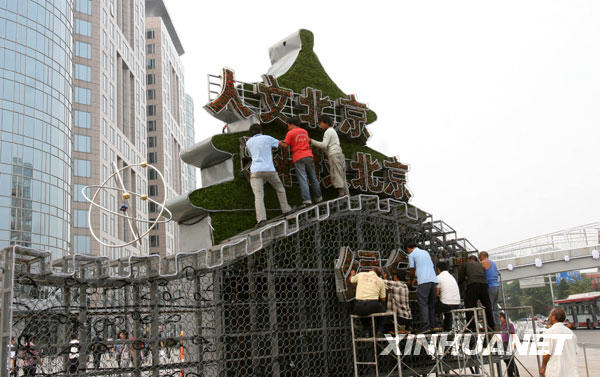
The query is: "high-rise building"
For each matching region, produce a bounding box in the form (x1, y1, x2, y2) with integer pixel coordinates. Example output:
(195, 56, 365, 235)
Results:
(145, 0, 188, 257)
(0, 0, 73, 258)
(184, 93, 196, 192)
(71, 0, 149, 258)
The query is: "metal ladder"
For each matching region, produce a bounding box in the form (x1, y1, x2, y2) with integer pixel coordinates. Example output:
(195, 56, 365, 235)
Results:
(350, 311, 403, 377)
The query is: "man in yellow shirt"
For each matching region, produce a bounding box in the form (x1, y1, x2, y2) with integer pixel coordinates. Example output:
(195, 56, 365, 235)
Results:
(350, 268, 387, 335)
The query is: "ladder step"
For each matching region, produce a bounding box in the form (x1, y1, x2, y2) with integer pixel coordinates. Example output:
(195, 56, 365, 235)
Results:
(354, 337, 389, 342)
(355, 362, 377, 365)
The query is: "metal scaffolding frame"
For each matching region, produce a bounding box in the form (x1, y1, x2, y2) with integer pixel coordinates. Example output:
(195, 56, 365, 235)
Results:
(1, 195, 479, 377)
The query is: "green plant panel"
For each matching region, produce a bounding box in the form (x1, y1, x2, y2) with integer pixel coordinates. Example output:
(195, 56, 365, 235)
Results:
(189, 121, 389, 243)
(277, 30, 377, 125)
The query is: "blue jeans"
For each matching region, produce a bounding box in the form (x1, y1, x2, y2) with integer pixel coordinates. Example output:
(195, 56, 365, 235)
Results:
(417, 282, 437, 331)
(294, 157, 322, 203)
(488, 286, 500, 328)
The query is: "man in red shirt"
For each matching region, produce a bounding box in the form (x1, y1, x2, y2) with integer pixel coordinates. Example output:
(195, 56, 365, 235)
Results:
(279, 117, 322, 205)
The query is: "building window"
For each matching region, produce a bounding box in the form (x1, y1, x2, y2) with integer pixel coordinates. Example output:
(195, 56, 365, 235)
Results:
(74, 134, 91, 153)
(146, 59, 155, 69)
(102, 213, 108, 232)
(148, 152, 157, 164)
(75, 64, 92, 82)
(147, 89, 156, 100)
(74, 210, 89, 228)
(74, 184, 89, 202)
(149, 185, 158, 196)
(75, 41, 92, 59)
(149, 218, 159, 230)
(75, 87, 91, 105)
(148, 169, 157, 180)
(147, 120, 156, 131)
(74, 110, 91, 128)
(74, 235, 91, 254)
(76, 0, 92, 15)
(147, 136, 157, 148)
(74, 159, 91, 177)
(146, 30, 155, 39)
(150, 235, 159, 247)
(146, 44, 155, 54)
(147, 105, 156, 116)
(146, 74, 155, 85)
(148, 202, 158, 213)
(75, 19, 92, 37)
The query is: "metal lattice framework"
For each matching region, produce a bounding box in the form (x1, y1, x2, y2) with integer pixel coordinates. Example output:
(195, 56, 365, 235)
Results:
(489, 222, 600, 260)
(1, 195, 480, 377)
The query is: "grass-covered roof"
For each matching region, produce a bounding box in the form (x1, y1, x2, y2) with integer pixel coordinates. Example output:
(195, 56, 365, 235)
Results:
(278, 30, 377, 125)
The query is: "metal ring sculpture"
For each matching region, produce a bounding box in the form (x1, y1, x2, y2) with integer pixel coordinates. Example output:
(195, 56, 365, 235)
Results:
(83, 161, 172, 248)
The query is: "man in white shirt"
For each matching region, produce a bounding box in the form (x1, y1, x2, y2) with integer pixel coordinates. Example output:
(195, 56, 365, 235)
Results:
(311, 115, 349, 197)
(540, 307, 579, 377)
(69, 334, 80, 375)
(436, 262, 461, 331)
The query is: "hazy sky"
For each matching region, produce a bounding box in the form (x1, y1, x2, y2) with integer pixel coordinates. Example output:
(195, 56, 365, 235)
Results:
(167, 0, 600, 250)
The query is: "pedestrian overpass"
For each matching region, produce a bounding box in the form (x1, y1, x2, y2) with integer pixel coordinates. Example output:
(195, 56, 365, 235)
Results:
(488, 222, 600, 281)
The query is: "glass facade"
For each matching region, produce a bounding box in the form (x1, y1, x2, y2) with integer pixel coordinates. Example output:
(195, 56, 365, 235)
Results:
(0, 0, 73, 257)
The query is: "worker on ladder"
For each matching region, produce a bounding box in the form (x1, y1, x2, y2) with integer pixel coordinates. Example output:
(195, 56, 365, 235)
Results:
(349, 267, 388, 336)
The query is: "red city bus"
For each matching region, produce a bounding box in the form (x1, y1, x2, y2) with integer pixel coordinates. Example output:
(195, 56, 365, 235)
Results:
(554, 292, 600, 329)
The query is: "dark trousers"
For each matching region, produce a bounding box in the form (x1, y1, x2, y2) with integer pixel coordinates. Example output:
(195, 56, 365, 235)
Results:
(354, 300, 386, 333)
(68, 358, 79, 374)
(416, 282, 436, 331)
(437, 302, 459, 331)
(503, 342, 520, 376)
(465, 283, 495, 331)
(93, 353, 101, 369)
(23, 366, 36, 377)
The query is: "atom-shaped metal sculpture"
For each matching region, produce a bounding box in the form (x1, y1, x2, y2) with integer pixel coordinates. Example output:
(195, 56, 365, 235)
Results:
(83, 162, 172, 248)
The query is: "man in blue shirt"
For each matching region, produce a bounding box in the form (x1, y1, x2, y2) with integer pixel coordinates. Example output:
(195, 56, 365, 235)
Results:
(407, 241, 439, 332)
(246, 124, 291, 226)
(480, 251, 500, 328)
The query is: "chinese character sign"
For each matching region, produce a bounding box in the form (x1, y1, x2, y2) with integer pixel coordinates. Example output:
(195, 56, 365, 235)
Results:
(298, 87, 333, 128)
(256, 75, 292, 124)
(349, 152, 384, 193)
(204, 68, 254, 123)
(336, 95, 369, 139)
(383, 157, 411, 201)
(205, 67, 374, 143)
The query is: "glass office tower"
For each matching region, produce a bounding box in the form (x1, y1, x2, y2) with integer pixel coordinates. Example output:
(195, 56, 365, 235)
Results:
(0, 0, 73, 258)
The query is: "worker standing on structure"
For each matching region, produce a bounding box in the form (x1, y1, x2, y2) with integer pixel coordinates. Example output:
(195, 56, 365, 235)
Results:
(436, 262, 461, 332)
(246, 124, 291, 226)
(458, 255, 495, 331)
(407, 242, 438, 333)
(479, 251, 500, 328)
(310, 115, 348, 197)
(280, 117, 322, 205)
